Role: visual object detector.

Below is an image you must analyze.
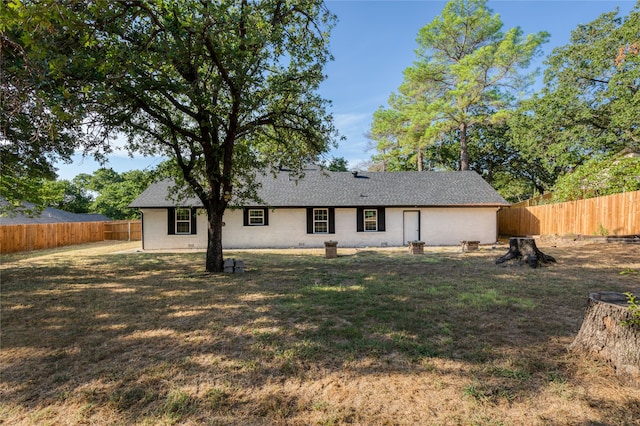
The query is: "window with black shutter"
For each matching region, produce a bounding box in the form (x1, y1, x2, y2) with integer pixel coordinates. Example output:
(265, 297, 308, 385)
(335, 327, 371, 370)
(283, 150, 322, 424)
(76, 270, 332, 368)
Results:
(306, 208, 335, 234)
(357, 207, 385, 232)
(243, 208, 269, 226)
(168, 207, 197, 235)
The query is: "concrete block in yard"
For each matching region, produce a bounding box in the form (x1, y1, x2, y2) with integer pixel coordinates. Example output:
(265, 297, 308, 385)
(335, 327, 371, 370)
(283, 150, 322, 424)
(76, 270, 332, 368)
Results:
(224, 258, 235, 273)
(234, 259, 244, 273)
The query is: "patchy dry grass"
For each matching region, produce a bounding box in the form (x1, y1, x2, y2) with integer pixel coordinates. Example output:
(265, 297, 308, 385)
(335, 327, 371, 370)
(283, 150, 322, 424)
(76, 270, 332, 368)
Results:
(1, 240, 639, 425)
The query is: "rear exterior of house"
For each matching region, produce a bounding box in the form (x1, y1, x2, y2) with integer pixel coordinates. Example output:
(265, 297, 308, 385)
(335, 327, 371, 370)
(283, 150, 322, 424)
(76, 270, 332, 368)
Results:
(130, 168, 509, 250)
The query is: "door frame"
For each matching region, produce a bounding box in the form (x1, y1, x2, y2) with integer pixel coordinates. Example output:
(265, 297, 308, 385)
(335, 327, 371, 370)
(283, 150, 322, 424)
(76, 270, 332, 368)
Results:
(403, 210, 421, 244)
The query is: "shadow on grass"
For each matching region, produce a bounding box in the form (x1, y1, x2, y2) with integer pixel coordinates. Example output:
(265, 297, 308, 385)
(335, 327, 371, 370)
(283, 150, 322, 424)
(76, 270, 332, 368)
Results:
(1, 245, 639, 423)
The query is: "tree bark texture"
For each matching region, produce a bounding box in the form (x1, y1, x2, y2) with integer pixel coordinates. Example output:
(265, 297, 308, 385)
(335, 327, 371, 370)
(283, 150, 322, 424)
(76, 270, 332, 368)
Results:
(495, 237, 556, 268)
(459, 122, 469, 171)
(569, 292, 640, 387)
(206, 207, 225, 273)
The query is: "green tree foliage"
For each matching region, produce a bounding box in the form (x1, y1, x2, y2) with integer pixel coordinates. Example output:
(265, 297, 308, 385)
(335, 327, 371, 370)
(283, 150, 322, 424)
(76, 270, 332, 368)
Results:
(18, 167, 153, 219)
(370, 0, 548, 172)
(413, 123, 541, 202)
(41, 179, 93, 214)
(4, 1, 337, 272)
(510, 4, 640, 193)
(552, 153, 640, 202)
(322, 156, 349, 172)
(89, 169, 154, 220)
(0, 1, 110, 216)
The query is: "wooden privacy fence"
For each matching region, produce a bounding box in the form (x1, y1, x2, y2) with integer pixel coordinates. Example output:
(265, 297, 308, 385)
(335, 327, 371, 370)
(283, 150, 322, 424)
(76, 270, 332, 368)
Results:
(104, 220, 142, 241)
(499, 190, 640, 237)
(0, 220, 141, 254)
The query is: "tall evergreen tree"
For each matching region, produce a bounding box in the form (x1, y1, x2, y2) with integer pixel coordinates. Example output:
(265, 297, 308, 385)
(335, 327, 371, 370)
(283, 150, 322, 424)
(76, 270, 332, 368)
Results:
(371, 0, 548, 171)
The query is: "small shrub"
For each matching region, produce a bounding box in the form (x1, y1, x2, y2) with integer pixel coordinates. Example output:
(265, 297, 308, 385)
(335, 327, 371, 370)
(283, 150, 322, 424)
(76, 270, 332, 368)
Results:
(596, 224, 609, 236)
(621, 292, 640, 328)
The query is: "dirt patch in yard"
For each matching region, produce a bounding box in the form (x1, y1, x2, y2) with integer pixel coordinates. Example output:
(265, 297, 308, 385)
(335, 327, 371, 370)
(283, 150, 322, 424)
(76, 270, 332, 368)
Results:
(1, 241, 639, 425)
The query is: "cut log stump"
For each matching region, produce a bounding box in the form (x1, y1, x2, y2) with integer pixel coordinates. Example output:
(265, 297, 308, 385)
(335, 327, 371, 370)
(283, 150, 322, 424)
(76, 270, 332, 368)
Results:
(495, 237, 556, 268)
(569, 292, 640, 387)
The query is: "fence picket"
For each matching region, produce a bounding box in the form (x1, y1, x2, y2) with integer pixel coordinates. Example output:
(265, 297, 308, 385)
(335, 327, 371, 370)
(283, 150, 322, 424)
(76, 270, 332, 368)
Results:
(0, 221, 141, 254)
(498, 190, 640, 237)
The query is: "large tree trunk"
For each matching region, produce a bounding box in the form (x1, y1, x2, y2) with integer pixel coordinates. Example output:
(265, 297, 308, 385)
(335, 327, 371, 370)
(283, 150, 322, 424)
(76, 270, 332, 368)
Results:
(569, 292, 640, 387)
(459, 122, 469, 171)
(206, 207, 225, 273)
(495, 237, 556, 268)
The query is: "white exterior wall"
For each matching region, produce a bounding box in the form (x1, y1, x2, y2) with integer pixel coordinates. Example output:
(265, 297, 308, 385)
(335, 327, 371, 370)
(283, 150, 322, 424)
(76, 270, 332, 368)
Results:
(140, 208, 207, 250)
(140, 206, 499, 250)
(419, 207, 498, 245)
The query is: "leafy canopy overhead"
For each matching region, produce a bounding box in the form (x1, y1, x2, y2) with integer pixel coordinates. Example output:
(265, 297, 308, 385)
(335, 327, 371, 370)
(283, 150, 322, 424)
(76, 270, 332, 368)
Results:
(509, 3, 640, 193)
(1, 1, 112, 216)
(2, 0, 338, 271)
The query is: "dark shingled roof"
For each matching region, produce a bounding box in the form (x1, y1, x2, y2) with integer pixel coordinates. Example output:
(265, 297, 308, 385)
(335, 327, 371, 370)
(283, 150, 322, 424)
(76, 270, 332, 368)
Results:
(130, 169, 509, 208)
(0, 204, 111, 225)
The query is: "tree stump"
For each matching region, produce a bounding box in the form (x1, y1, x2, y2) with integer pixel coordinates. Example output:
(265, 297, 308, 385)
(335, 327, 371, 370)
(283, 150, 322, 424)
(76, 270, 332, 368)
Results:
(495, 237, 556, 268)
(569, 292, 640, 387)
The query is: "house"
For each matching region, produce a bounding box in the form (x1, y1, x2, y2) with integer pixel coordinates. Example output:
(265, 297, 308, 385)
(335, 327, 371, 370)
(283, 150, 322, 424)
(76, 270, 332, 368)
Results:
(129, 167, 509, 250)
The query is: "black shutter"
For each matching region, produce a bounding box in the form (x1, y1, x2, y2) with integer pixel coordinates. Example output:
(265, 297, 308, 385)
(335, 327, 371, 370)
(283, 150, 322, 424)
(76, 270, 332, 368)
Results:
(243, 208, 249, 226)
(356, 208, 364, 232)
(263, 208, 269, 226)
(306, 208, 313, 234)
(191, 208, 197, 234)
(167, 208, 175, 235)
(377, 208, 386, 232)
(328, 208, 335, 234)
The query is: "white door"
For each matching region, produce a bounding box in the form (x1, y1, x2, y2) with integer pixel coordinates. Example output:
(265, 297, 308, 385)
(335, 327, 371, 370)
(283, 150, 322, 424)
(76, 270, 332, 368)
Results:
(403, 211, 420, 244)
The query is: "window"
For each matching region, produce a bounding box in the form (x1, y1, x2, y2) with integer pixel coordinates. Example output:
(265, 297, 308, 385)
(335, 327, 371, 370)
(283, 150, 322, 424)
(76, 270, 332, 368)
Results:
(248, 209, 264, 225)
(168, 207, 197, 235)
(243, 208, 269, 226)
(175, 208, 192, 234)
(313, 208, 328, 233)
(306, 208, 335, 234)
(364, 209, 377, 231)
(356, 207, 385, 232)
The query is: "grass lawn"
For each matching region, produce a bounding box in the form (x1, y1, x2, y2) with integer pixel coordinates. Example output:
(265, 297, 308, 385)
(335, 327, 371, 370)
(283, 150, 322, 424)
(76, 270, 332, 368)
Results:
(1, 240, 639, 425)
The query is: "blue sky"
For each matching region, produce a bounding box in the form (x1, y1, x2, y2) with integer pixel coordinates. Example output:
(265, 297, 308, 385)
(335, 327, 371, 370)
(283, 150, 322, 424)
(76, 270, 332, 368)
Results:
(54, 0, 636, 180)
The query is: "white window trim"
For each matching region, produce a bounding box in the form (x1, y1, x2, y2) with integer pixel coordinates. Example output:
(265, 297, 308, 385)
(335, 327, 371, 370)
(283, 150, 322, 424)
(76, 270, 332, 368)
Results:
(175, 208, 191, 235)
(364, 209, 378, 232)
(248, 209, 265, 226)
(313, 208, 329, 234)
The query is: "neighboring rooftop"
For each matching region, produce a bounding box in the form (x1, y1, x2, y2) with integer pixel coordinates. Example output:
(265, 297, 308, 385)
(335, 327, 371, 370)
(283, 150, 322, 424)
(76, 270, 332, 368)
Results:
(0, 202, 111, 225)
(130, 168, 509, 208)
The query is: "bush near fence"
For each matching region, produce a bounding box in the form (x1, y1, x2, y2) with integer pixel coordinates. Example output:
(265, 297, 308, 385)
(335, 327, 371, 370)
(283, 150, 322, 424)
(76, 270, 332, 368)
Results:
(498, 190, 640, 237)
(0, 220, 141, 254)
